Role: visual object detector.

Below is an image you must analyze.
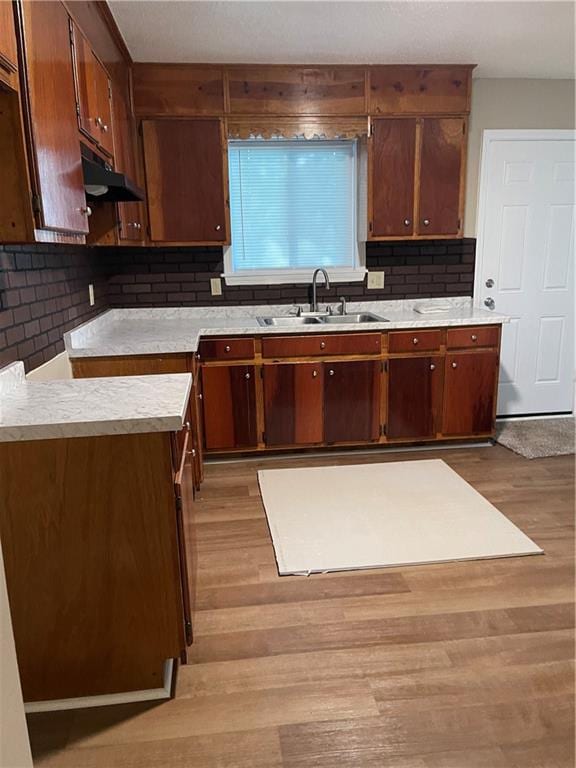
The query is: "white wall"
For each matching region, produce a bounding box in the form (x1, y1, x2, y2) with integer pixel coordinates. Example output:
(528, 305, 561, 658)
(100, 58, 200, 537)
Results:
(0, 545, 33, 768)
(465, 78, 576, 236)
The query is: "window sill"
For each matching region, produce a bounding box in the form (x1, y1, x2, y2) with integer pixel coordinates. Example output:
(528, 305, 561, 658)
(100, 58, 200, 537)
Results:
(222, 268, 367, 286)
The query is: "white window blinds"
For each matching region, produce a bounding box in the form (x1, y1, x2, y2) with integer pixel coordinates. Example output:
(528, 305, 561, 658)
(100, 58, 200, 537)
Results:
(226, 140, 360, 283)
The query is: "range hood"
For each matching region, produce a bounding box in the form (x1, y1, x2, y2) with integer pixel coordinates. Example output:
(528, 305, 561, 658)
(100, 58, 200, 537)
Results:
(81, 146, 144, 203)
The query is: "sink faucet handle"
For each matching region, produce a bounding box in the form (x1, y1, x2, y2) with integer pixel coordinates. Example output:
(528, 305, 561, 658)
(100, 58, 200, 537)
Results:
(339, 296, 347, 315)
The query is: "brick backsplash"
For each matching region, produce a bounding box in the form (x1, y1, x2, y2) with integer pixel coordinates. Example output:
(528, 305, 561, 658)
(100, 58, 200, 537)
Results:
(0, 239, 475, 371)
(0, 245, 108, 372)
(103, 238, 476, 308)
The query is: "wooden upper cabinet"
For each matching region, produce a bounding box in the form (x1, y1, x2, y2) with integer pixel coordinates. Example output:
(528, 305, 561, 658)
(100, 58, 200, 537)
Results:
(111, 84, 144, 241)
(370, 118, 416, 237)
(142, 118, 228, 244)
(19, 0, 88, 234)
(369, 66, 472, 115)
(417, 118, 466, 236)
(228, 66, 366, 115)
(70, 21, 114, 156)
(0, 1, 18, 84)
(133, 64, 225, 117)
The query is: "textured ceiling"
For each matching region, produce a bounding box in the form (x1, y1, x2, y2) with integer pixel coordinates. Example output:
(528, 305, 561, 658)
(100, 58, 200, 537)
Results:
(108, 1, 575, 79)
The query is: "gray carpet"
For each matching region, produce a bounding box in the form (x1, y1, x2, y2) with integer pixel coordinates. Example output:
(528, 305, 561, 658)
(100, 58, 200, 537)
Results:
(496, 417, 575, 459)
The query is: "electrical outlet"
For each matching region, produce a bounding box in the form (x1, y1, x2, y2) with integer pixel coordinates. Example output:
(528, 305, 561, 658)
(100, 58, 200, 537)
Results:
(210, 277, 223, 296)
(88, 284, 95, 306)
(367, 271, 385, 290)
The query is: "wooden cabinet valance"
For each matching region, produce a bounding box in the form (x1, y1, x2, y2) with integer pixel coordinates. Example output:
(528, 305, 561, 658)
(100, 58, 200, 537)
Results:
(133, 63, 475, 119)
(227, 116, 369, 140)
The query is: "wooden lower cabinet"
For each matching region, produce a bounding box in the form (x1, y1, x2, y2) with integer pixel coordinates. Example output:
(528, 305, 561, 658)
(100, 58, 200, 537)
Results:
(443, 351, 499, 436)
(0, 431, 189, 702)
(201, 365, 258, 450)
(387, 356, 443, 439)
(263, 362, 324, 446)
(324, 360, 381, 444)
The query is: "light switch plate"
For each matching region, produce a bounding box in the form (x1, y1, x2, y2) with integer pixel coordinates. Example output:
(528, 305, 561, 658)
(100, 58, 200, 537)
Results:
(88, 284, 95, 306)
(367, 271, 385, 290)
(210, 277, 223, 296)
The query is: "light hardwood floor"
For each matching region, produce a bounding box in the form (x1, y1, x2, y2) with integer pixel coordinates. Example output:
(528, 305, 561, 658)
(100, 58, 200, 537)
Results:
(27, 444, 575, 767)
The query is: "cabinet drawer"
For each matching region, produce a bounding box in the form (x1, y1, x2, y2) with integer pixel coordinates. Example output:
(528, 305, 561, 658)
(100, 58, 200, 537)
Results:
(446, 326, 500, 350)
(388, 330, 442, 353)
(261, 333, 381, 359)
(198, 338, 255, 361)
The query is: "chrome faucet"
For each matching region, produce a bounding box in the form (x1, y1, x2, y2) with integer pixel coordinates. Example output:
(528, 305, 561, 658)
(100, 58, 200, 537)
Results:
(311, 268, 330, 313)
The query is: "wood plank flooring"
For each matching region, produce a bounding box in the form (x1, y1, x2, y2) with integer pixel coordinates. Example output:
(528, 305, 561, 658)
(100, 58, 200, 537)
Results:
(27, 445, 575, 767)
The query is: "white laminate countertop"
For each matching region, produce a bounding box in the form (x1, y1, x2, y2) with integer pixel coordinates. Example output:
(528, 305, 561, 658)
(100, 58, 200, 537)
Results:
(65, 297, 509, 358)
(0, 362, 192, 442)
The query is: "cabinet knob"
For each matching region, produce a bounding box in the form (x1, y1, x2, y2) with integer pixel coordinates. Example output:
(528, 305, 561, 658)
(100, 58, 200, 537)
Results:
(95, 116, 102, 127)
(430, 364, 435, 371)
(320, 341, 326, 350)
(423, 219, 430, 227)
(244, 372, 251, 380)
(484, 297, 495, 310)
(185, 421, 191, 430)
(452, 362, 458, 369)
(79, 206, 92, 217)
(224, 345, 231, 352)
(215, 224, 222, 231)
(403, 219, 411, 226)
(312, 370, 318, 378)
(413, 337, 419, 345)
(471, 334, 478, 342)
(329, 369, 335, 376)
(102, 123, 109, 133)
(198, 393, 203, 400)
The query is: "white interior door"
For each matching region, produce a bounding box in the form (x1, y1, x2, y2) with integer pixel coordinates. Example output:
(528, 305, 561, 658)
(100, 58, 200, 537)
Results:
(475, 130, 575, 416)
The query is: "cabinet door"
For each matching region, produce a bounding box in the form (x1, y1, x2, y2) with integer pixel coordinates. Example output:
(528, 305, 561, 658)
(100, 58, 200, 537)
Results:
(370, 118, 416, 237)
(142, 118, 228, 243)
(112, 84, 144, 242)
(263, 363, 324, 447)
(174, 427, 195, 648)
(387, 356, 443, 439)
(324, 361, 381, 444)
(0, 1, 18, 80)
(417, 118, 465, 236)
(71, 23, 113, 155)
(201, 365, 257, 450)
(443, 352, 498, 436)
(20, 1, 88, 233)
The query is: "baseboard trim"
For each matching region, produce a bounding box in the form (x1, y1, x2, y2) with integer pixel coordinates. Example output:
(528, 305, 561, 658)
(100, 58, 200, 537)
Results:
(24, 659, 174, 713)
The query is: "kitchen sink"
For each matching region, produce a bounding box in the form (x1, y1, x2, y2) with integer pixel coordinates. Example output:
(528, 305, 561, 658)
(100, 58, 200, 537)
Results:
(257, 316, 323, 327)
(257, 312, 388, 327)
(320, 312, 388, 324)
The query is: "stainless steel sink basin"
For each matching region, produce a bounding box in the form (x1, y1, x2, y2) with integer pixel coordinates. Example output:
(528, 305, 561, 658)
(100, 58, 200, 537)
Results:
(320, 312, 388, 324)
(257, 316, 322, 327)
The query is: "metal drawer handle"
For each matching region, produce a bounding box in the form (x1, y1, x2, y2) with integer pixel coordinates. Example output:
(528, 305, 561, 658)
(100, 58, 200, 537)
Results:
(329, 369, 335, 376)
(245, 372, 251, 380)
(452, 362, 458, 369)
(471, 334, 478, 342)
(224, 345, 231, 352)
(320, 341, 326, 350)
(430, 364, 435, 371)
(413, 337, 419, 345)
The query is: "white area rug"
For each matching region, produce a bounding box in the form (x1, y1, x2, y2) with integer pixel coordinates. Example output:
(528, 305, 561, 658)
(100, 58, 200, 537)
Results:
(258, 459, 543, 576)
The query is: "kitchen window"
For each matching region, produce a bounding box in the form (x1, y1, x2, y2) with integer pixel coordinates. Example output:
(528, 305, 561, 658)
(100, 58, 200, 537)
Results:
(223, 139, 366, 285)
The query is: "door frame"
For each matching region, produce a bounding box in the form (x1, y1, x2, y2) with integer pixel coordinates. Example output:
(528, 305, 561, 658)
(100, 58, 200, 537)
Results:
(473, 128, 576, 308)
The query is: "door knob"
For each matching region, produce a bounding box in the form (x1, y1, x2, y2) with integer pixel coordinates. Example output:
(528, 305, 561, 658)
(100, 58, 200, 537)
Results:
(485, 278, 494, 288)
(484, 297, 495, 310)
